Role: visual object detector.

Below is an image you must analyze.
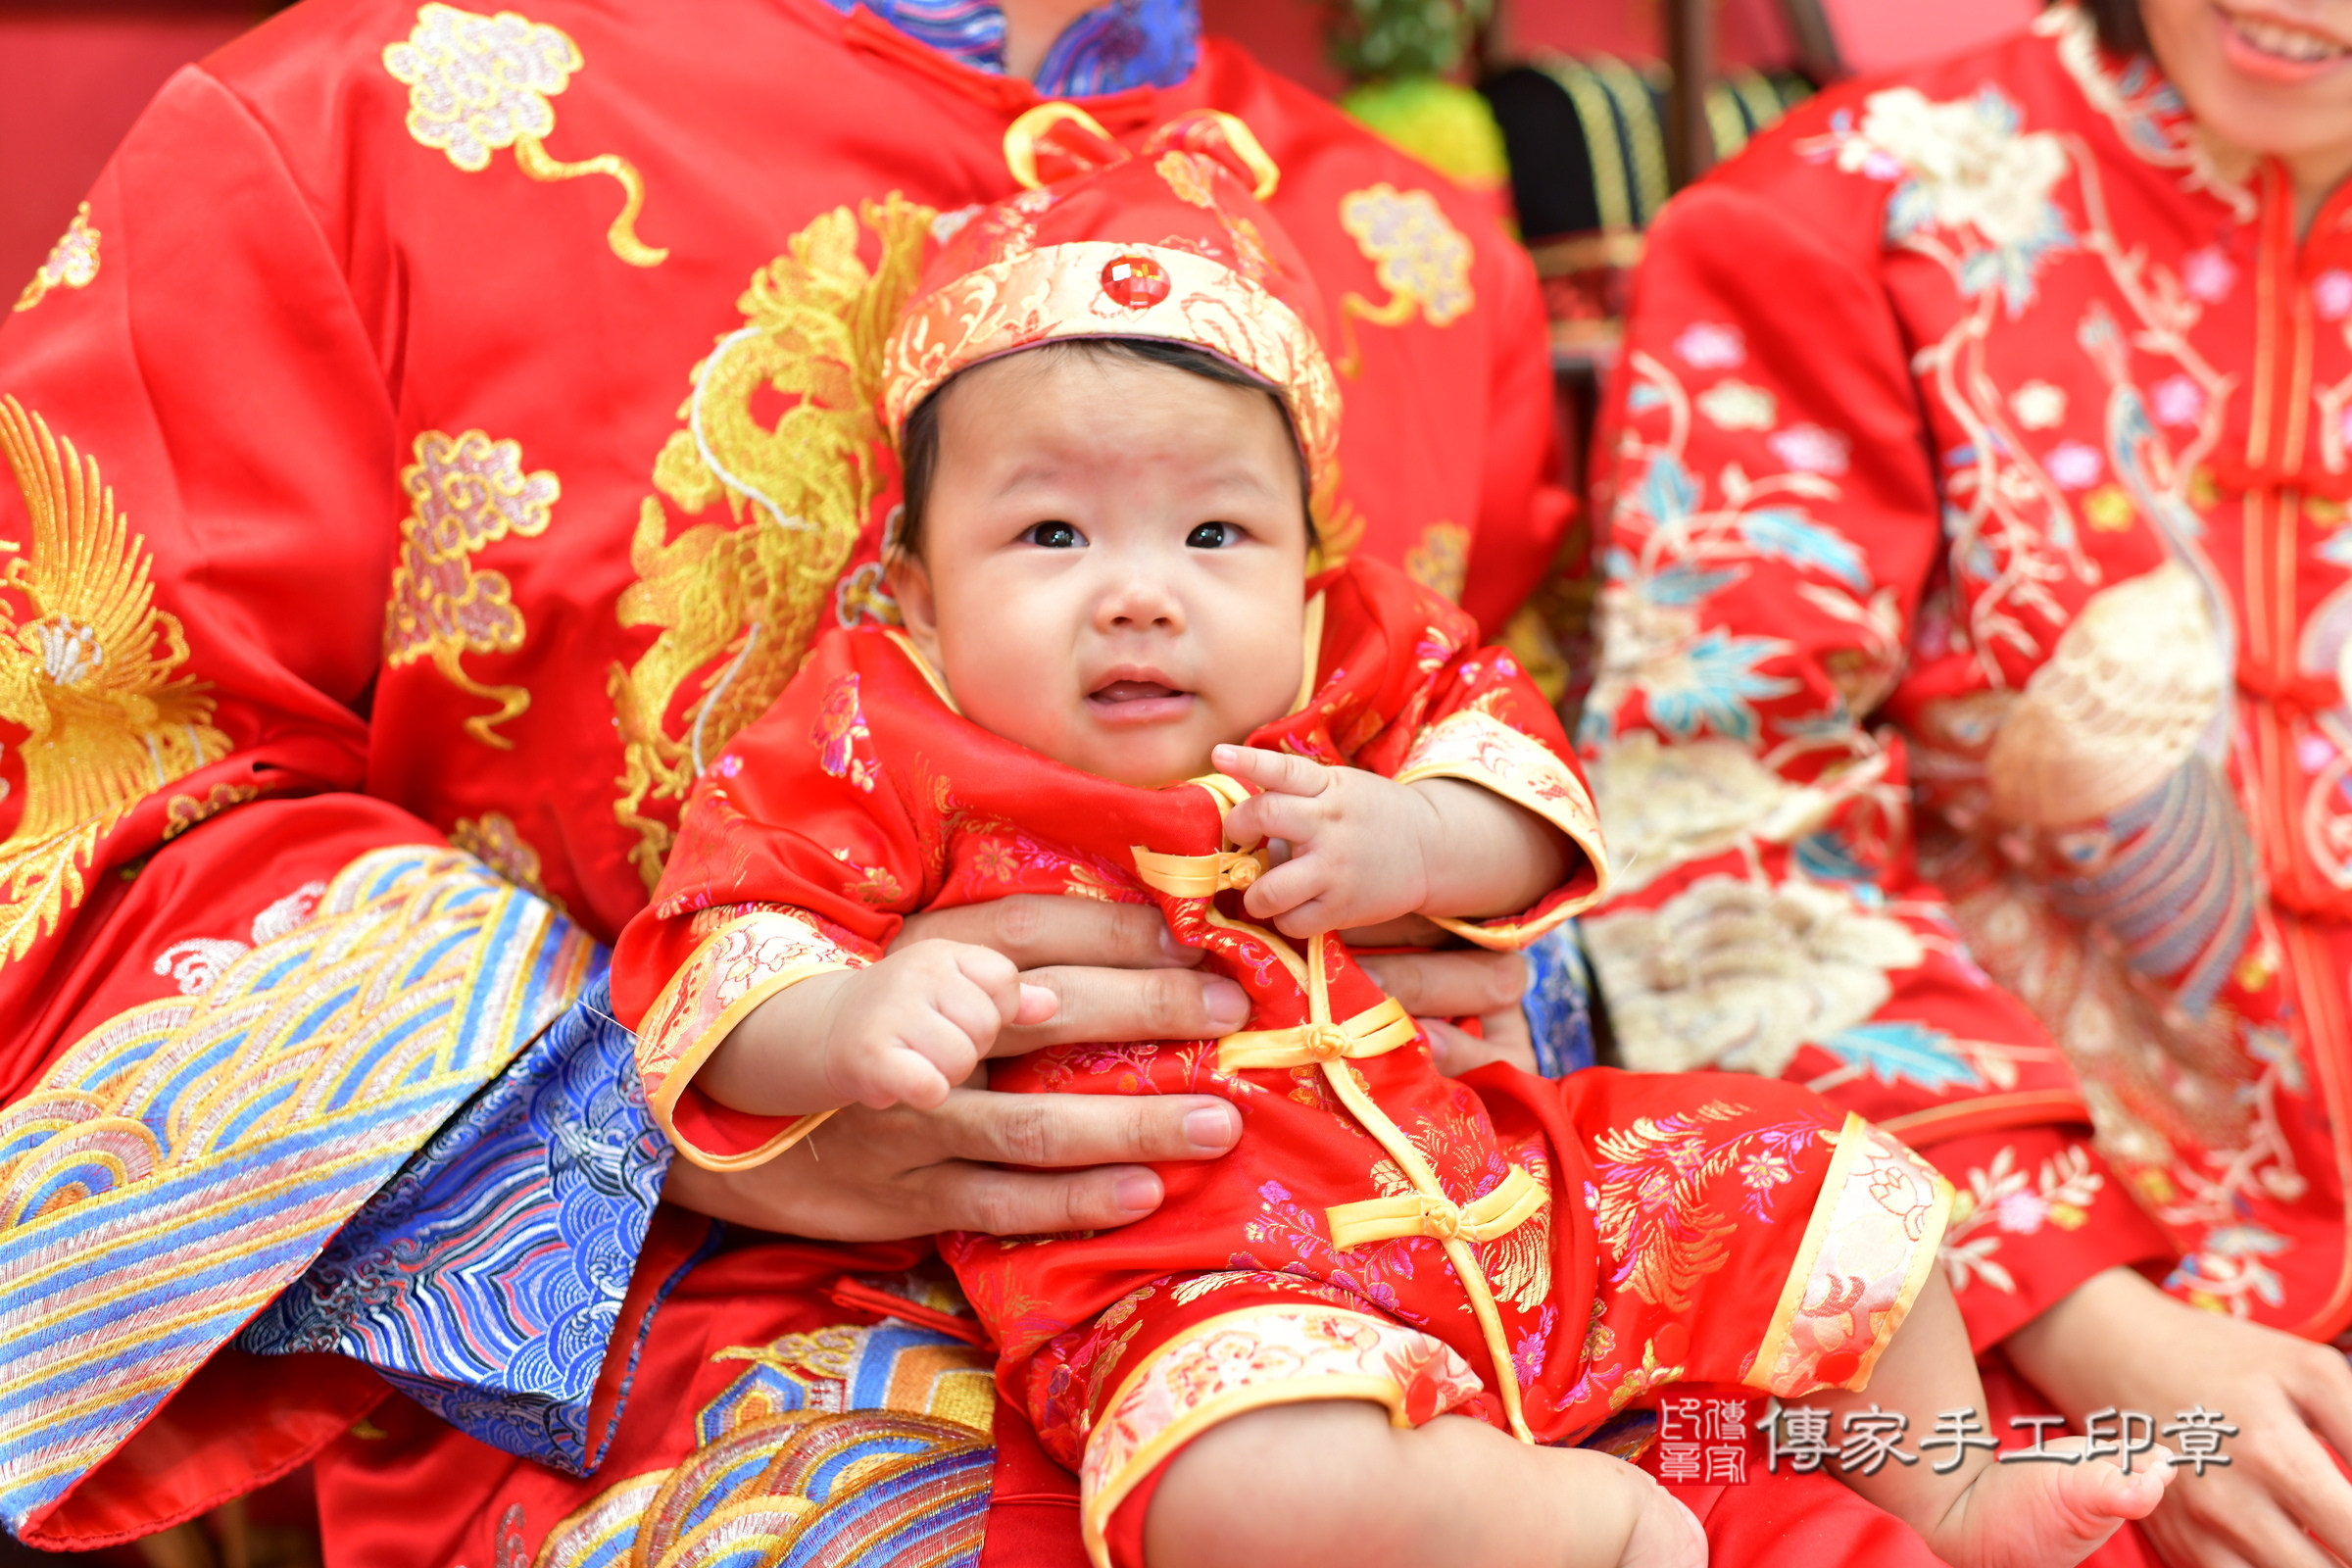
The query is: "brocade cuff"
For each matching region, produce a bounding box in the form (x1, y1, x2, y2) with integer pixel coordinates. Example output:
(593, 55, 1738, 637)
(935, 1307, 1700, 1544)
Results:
(634, 906, 871, 1170)
(1395, 709, 1611, 950)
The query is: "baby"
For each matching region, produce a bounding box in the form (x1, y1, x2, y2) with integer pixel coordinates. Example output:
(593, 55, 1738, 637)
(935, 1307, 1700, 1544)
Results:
(613, 108, 2171, 1568)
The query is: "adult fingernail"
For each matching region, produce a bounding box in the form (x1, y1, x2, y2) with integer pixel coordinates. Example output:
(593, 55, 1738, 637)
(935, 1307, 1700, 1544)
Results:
(1202, 978, 1250, 1031)
(1114, 1172, 1163, 1212)
(1183, 1104, 1241, 1152)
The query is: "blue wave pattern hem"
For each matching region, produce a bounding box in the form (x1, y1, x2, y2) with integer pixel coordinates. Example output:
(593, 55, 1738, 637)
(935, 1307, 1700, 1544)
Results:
(0, 848, 593, 1538)
(241, 969, 676, 1476)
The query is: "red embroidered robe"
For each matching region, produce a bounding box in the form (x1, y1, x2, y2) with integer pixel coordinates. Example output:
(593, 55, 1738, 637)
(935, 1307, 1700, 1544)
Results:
(1592, 1, 2352, 1351)
(0, 0, 1570, 1557)
(614, 558, 1953, 1566)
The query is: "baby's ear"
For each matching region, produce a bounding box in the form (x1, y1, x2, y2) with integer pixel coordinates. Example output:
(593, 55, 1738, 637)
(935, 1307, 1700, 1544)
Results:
(885, 550, 943, 653)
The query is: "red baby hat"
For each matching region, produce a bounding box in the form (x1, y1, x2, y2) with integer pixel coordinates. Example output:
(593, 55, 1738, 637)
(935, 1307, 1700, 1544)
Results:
(880, 104, 1343, 509)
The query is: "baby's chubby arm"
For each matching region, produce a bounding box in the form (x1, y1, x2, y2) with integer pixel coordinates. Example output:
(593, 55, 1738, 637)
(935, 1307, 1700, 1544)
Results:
(1215, 745, 1573, 939)
(697, 943, 1059, 1118)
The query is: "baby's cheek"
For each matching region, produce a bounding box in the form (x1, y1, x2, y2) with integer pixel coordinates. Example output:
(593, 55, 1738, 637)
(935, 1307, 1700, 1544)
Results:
(937, 599, 1075, 757)
(1204, 601, 1308, 733)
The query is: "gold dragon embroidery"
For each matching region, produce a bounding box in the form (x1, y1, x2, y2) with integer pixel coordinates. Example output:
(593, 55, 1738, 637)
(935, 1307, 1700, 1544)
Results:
(0, 397, 228, 961)
(1402, 519, 1469, 602)
(386, 428, 561, 749)
(610, 194, 934, 884)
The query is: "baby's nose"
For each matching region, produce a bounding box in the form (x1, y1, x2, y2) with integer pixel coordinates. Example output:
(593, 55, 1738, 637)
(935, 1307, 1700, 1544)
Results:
(1098, 579, 1186, 630)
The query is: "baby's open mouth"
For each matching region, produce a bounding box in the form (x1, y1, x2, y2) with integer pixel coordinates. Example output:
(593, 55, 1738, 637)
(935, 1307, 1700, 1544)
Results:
(1087, 675, 1196, 723)
(1092, 679, 1184, 703)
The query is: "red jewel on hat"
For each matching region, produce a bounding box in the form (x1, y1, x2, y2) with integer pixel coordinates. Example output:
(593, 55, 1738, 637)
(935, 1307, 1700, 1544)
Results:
(1101, 255, 1170, 310)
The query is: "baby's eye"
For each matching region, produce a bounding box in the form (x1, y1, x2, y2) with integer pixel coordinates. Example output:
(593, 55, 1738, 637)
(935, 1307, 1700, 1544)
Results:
(1186, 521, 1242, 549)
(1022, 521, 1086, 549)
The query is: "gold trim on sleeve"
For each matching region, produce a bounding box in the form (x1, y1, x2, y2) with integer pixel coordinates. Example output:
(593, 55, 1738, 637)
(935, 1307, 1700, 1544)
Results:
(1077, 1303, 1485, 1568)
(632, 907, 865, 1171)
(1743, 1113, 1954, 1396)
(1394, 709, 1611, 948)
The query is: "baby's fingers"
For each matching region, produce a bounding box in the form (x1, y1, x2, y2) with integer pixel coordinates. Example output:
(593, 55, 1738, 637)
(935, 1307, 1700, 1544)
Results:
(939, 944, 1057, 1029)
(1223, 788, 1323, 853)
(1212, 744, 1330, 799)
(845, 1036, 958, 1111)
(1240, 856, 1327, 927)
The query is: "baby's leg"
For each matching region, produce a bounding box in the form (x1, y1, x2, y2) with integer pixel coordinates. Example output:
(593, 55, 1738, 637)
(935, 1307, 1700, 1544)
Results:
(1817, 1271, 2170, 1568)
(1143, 1400, 1702, 1568)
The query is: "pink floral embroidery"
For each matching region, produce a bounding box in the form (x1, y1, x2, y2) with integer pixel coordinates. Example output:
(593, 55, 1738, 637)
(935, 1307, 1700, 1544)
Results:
(811, 673, 879, 792)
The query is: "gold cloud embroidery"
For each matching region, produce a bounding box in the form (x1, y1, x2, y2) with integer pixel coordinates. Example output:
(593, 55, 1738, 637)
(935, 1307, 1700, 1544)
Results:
(611, 195, 933, 885)
(387, 428, 560, 749)
(1335, 183, 1474, 376)
(383, 4, 666, 267)
(0, 397, 228, 961)
(13, 205, 100, 314)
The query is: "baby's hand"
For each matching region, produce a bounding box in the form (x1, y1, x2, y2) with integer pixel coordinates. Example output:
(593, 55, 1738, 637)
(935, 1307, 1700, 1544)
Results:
(816, 940, 1058, 1110)
(1214, 745, 1436, 938)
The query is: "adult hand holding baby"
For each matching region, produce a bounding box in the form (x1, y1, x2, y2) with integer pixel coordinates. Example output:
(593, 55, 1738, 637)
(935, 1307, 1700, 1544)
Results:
(697, 940, 1059, 1115)
(662, 894, 1534, 1240)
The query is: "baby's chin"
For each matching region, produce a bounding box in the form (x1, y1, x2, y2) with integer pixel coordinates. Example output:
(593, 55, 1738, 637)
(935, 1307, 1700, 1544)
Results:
(1069, 737, 1220, 790)
(1053, 718, 1233, 790)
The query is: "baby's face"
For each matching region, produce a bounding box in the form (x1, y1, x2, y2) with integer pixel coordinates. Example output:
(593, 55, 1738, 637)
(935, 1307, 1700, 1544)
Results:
(890, 349, 1310, 788)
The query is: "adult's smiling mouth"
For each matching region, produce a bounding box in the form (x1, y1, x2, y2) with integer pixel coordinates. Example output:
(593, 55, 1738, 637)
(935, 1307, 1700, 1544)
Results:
(2216, 3, 2352, 78)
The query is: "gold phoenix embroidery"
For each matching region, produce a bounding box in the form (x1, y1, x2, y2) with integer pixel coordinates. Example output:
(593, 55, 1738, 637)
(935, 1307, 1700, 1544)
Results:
(14, 205, 100, 314)
(382, 4, 666, 267)
(611, 194, 934, 884)
(387, 428, 560, 749)
(1334, 183, 1474, 377)
(0, 397, 228, 961)
(1591, 1101, 1790, 1312)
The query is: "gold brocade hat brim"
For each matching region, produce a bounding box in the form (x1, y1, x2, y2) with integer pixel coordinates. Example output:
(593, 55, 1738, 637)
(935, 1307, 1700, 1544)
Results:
(880, 239, 1339, 490)
(877, 104, 1343, 506)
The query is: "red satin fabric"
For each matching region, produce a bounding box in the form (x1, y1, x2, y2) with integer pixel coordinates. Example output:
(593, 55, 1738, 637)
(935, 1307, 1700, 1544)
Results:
(0, 0, 1572, 1549)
